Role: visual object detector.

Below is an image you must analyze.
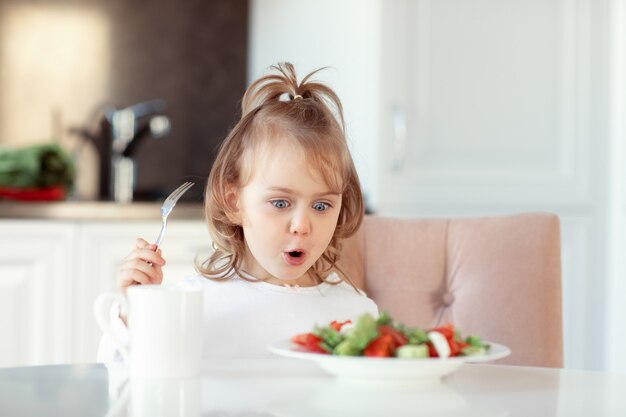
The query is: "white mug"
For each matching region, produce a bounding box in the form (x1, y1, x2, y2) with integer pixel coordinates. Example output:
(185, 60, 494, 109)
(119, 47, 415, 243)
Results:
(94, 282, 203, 379)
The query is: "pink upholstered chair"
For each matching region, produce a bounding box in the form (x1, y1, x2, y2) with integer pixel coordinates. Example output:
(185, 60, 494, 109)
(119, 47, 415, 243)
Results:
(338, 212, 563, 368)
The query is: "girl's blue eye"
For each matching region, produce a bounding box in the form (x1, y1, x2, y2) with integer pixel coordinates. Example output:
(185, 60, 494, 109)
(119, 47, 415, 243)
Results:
(271, 200, 289, 209)
(312, 202, 330, 212)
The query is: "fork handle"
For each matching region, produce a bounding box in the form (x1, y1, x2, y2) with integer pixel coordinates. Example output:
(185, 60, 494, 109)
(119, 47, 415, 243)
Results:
(147, 221, 167, 267)
(154, 221, 167, 251)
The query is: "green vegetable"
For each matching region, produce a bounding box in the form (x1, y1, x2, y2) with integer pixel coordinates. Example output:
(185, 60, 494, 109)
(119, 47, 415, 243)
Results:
(465, 335, 485, 347)
(333, 340, 362, 356)
(462, 345, 486, 356)
(462, 335, 490, 356)
(312, 326, 343, 352)
(396, 344, 429, 358)
(376, 310, 392, 326)
(396, 324, 429, 345)
(333, 313, 379, 355)
(0, 143, 74, 189)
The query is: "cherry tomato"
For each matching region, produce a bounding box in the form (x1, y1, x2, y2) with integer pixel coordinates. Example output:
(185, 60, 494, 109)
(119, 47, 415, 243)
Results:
(291, 333, 328, 354)
(364, 334, 395, 357)
(378, 325, 409, 348)
(427, 342, 439, 357)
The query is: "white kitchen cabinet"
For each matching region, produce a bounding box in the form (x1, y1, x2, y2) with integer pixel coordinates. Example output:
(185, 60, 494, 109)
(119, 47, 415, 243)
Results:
(0, 219, 211, 367)
(378, 0, 600, 211)
(0, 221, 74, 367)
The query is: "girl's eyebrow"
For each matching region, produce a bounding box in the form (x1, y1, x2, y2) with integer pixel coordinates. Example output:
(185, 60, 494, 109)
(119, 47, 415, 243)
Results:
(266, 186, 340, 198)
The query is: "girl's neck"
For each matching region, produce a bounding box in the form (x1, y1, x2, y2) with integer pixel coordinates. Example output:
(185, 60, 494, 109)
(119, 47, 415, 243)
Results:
(238, 269, 318, 287)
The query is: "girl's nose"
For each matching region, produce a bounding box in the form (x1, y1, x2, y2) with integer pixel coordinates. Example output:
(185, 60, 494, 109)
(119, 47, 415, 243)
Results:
(290, 211, 311, 235)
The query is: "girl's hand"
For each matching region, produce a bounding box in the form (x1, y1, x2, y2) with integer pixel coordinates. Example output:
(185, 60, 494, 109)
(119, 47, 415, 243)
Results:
(117, 238, 166, 292)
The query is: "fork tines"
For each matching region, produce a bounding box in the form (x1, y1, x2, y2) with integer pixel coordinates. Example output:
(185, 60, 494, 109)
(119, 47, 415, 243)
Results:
(166, 181, 195, 203)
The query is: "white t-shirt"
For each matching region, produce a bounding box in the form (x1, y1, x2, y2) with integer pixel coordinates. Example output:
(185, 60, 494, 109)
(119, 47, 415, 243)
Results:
(97, 272, 379, 361)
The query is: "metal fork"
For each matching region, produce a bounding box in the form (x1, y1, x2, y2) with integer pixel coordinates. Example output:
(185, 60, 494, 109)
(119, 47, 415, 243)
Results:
(153, 181, 195, 250)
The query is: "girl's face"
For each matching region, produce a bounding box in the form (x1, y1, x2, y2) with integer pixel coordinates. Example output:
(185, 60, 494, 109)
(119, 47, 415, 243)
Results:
(232, 139, 342, 286)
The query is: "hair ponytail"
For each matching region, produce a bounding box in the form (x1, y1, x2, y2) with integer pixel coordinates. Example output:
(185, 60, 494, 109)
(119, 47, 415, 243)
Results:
(242, 63, 346, 133)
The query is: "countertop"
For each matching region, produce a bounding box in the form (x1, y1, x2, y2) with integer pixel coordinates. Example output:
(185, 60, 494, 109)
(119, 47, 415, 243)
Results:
(0, 201, 205, 221)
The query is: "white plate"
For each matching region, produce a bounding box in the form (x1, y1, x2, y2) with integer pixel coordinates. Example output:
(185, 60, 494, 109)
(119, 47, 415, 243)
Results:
(268, 339, 511, 382)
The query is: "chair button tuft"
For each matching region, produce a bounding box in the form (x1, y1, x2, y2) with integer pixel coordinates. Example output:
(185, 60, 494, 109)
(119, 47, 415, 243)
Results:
(442, 292, 455, 307)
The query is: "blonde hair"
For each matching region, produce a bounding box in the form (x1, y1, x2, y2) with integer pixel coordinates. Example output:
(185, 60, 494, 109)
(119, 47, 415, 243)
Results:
(196, 62, 363, 287)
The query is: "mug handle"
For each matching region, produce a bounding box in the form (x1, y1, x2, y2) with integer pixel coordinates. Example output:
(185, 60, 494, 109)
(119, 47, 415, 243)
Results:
(94, 292, 131, 364)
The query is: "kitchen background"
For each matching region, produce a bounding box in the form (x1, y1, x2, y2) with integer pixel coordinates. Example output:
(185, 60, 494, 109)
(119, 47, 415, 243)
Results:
(0, 0, 247, 201)
(1, 0, 625, 374)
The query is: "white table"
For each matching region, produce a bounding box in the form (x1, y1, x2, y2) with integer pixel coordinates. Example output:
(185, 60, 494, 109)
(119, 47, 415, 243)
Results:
(0, 359, 624, 417)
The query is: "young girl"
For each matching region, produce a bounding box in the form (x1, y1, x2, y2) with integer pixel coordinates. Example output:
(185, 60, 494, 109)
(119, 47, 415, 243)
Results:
(99, 62, 378, 360)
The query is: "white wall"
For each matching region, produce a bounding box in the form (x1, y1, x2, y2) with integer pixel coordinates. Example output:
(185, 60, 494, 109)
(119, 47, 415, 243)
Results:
(607, 0, 626, 374)
(248, 0, 382, 210)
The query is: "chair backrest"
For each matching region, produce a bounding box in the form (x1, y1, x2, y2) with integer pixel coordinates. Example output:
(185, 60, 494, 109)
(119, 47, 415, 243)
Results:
(338, 212, 563, 368)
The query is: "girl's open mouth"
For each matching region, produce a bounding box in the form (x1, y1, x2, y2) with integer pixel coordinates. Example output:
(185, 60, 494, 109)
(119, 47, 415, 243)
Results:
(283, 250, 306, 266)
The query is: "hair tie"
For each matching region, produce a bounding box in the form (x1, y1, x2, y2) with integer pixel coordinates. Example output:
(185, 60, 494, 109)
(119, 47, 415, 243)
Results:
(293, 94, 303, 101)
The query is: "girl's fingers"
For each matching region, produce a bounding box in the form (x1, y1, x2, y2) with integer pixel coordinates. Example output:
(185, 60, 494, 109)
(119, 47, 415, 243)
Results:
(123, 248, 166, 266)
(135, 238, 158, 253)
(135, 237, 150, 249)
(137, 248, 166, 266)
(150, 264, 164, 284)
(117, 263, 162, 288)
(117, 269, 151, 288)
(125, 258, 161, 280)
(117, 241, 166, 290)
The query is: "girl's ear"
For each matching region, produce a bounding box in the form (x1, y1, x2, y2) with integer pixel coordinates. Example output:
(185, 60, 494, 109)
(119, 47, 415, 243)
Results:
(224, 185, 242, 224)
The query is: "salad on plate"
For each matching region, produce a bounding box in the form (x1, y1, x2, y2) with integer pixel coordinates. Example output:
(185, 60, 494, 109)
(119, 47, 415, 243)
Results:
(290, 311, 490, 359)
